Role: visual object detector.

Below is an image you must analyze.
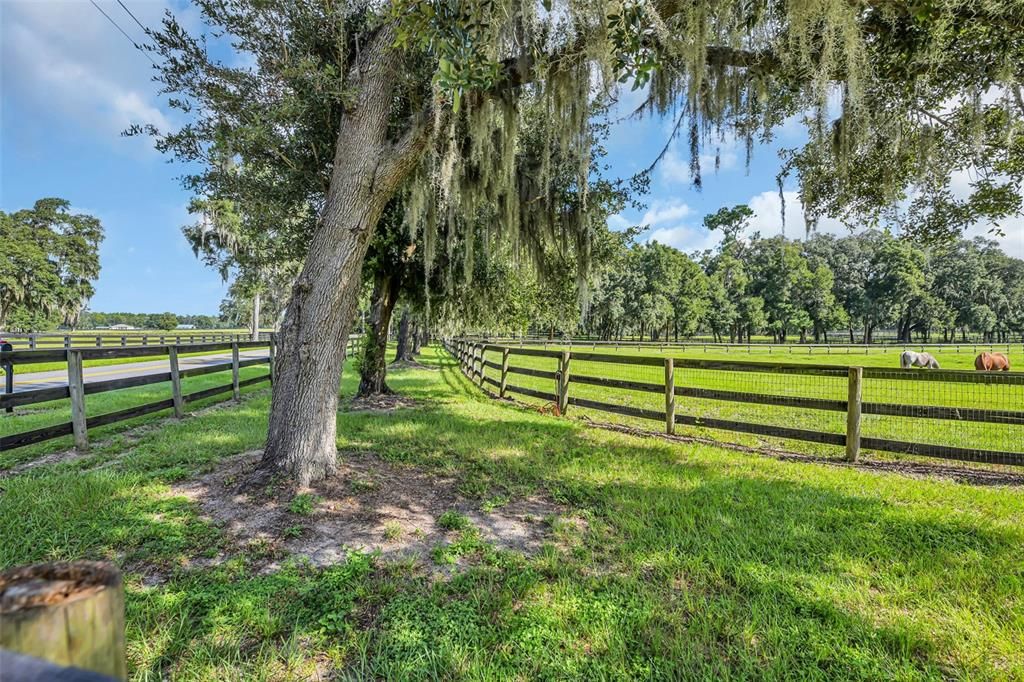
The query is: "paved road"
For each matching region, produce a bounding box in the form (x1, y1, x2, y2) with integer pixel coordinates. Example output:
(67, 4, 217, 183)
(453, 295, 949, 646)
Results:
(6, 350, 269, 393)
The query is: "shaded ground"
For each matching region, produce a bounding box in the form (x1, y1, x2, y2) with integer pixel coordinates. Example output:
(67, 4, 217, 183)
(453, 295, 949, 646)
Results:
(173, 450, 568, 575)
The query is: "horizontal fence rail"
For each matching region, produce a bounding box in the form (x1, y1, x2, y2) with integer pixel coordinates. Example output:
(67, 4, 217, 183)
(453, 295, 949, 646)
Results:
(445, 338, 1024, 468)
(0, 331, 272, 351)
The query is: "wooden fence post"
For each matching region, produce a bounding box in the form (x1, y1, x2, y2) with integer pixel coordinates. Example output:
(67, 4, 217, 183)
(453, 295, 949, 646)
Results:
(0, 561, 128, 680)
(476, 344, 485, 387)
(557, 350, 570, 415)
(500, 347, 510, 398)
(168, 346, 184, 419)
(231, 342, 241, 402)
(67, 350, 88, 452)
(846, 366, 863, 462)
(664, 358, 675, 435)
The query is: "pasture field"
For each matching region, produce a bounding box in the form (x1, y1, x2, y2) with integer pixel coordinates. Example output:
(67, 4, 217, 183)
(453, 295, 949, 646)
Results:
(476, 343, 1024, 466)
(0, 346, 1021, 680)
(497, 341, 1019, 370)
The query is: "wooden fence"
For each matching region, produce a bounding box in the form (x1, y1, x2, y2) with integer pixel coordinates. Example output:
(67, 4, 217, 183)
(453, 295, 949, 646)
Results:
(1, 335, 364, 452)
(0, 331, 269, 350)
(445, 339, 1024, 467)
(0, 341, 272, 452)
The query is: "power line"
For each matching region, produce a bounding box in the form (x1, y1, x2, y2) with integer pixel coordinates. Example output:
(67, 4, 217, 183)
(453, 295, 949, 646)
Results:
(89, 0, 157, 66)
(115, 0, 149, 35)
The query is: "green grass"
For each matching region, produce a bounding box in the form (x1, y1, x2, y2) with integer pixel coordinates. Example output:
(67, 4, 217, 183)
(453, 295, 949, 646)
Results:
(473, 343, 1024, 461)
(1, 346, 1022, 679)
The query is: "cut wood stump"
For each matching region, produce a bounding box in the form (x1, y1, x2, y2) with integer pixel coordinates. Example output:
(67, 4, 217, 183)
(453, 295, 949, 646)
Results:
(0, 561, 127, 680)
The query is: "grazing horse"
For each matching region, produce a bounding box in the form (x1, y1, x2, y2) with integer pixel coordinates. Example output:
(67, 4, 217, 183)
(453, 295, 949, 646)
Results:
(975, 352, 1011, 371)
(900, 350, 940, 369)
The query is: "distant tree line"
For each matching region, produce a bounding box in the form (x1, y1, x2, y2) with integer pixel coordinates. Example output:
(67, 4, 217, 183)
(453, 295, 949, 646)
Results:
(78, 312, 224, 331)
(580, 207, 1024, 344)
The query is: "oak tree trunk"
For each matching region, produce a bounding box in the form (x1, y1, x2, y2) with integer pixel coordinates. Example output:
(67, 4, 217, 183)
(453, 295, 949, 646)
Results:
(250, 290, 261, 341)
(393, 306, 412, 362)
(358, 273, 397, 397)
(259, 26, 430, 485)
(410, 320, 422, 355)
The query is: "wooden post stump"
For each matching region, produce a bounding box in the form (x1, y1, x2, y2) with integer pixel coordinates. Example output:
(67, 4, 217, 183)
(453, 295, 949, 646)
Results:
(0, 561, 127, 680)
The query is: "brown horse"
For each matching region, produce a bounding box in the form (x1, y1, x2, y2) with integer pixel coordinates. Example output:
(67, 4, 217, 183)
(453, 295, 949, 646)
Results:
(975, 352, 1011, 371)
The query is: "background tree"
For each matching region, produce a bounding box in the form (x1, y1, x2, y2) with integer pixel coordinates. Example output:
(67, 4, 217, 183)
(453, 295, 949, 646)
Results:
(0, 199, 103, 331)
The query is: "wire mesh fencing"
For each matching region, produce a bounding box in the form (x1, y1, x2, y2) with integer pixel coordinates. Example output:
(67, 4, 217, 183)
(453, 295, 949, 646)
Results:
(447, 339, 1024, 468)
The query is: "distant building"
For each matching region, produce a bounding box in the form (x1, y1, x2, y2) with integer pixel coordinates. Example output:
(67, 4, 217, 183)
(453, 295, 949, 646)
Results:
(109, 324, 136, 330)
(176, 324, 196, 330)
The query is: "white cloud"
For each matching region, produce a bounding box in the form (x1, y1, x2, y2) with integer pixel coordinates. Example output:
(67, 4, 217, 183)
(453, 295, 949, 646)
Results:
(966, 216, 1024, 259)
(647, 224, 721, 254)
(699, 133, 740, 173)
(658, 144, 691, 186)
(641, 199, 692, 227)
(747, 190, 846, 239)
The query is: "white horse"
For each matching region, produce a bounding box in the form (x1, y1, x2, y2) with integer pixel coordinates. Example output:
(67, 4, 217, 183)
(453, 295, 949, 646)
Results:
(900, 350, 940, 369)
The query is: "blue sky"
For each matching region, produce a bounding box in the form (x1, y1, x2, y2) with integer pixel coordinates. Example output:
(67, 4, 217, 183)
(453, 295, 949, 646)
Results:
(3, 1, 1020, 315)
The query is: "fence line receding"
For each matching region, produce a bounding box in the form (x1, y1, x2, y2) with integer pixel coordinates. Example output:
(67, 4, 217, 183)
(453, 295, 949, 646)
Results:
(445, 339, 1024, 467)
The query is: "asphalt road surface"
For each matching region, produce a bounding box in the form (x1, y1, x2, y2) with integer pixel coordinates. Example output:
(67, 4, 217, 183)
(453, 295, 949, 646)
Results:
(6, 350, 269, 393)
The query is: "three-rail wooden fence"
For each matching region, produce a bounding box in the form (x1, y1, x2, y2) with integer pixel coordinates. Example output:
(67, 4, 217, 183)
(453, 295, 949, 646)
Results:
(0, 335, 366, 452)
(446, 339, 1024, 467)
(0, 341, 272, 452)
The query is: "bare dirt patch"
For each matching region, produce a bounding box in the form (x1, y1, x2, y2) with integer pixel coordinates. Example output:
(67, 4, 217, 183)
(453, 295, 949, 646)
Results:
(344, 393, 421, 413)
(172, 450, 567, 573)
(388, 359, 437, 371)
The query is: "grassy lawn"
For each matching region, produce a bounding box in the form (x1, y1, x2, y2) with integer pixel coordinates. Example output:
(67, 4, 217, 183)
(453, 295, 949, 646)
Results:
(1, 345, 1021, 679)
